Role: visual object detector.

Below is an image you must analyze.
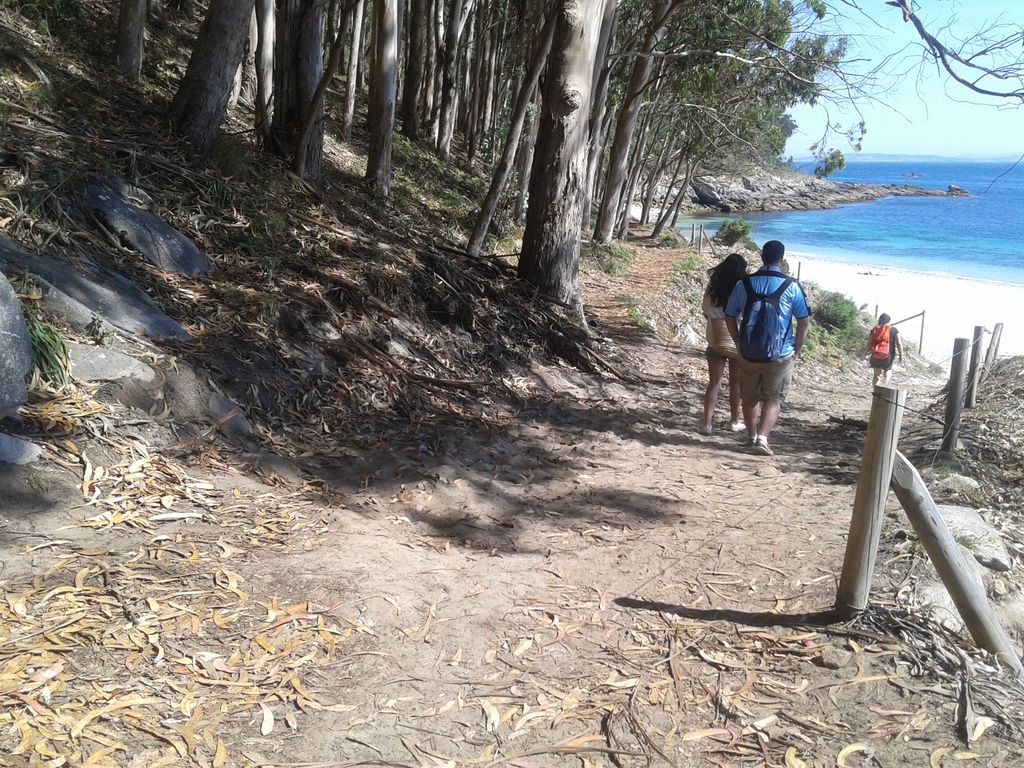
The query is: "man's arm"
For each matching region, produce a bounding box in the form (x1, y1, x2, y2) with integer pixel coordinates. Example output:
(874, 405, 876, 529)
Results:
(794, 317, 810, 357)
(725, 316, 740, 347)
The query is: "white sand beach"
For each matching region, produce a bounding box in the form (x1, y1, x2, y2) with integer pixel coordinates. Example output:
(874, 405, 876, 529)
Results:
(788, 252, 1024, 364)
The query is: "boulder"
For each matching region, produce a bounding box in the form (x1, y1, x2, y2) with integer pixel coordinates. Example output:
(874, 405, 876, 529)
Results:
(67, 342, 155, 384)
(82, 184, 210, 275)
(0, 235, 190, 340)
(916, 554, 987, 634)
(0, 432, 41, 465)
(0, 272, 31, 418)
(937, 504, 1013, 572)
(208, 392, 254, 439)
(935, 473, 981, 494)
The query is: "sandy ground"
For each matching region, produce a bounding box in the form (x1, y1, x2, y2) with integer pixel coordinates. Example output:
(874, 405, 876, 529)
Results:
(790, 252, 1024, 364)
(7, 242, 1024, 766)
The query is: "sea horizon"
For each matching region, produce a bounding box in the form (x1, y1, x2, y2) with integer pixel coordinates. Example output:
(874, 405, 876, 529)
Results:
(681, 158, 1024, 286)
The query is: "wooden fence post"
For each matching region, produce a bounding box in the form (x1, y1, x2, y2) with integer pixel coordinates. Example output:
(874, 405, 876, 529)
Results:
(919, 310, 925, 357)
(690, 223, 695, 243)
(835, 384, 907, 618)
(940, 337, 969, 456)
(890, 452, 1024, 679)
(981, 322, 1004, 383)
(965, 325, 985, 409)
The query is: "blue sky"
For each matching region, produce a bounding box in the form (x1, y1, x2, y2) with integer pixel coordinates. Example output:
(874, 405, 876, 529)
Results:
(785, 1, 1024, 159)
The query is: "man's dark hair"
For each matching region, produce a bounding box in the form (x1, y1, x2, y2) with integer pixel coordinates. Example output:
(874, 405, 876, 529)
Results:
(761, 240, 785, 264)
(879, 313, 891, 325)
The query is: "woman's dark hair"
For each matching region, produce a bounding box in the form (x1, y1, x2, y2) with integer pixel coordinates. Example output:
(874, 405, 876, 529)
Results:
(705, 253, 748, 307)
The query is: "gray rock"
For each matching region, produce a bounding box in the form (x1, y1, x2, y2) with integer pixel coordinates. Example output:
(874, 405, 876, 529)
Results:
(938, 505, 1013, 571)
(0, 235, 190, 340)
(208, 392, 253, 438)
(67, 342, 155, 384)
(0, 272, 31, 418)
(0, 431, 41, 465)
(689, 167, 963, 215)
(83, 184, 209, 275)
(106, 177, 155, 209)
(917, 553, 987, 633)
(935, 473, 981, 494)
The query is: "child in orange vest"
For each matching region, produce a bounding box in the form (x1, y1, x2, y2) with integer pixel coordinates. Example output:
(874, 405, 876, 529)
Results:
(866, 314, 904, 385)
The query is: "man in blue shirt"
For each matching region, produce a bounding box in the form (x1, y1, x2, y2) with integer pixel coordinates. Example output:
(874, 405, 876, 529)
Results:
(724, 240, 811, 455)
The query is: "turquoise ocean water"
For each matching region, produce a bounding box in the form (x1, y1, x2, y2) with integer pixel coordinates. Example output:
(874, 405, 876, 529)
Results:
(683, 159, 1024, 285)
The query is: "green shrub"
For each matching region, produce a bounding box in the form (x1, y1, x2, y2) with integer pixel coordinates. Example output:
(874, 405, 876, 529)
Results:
(26, 316, 70, 389)
(587, 241, 635, 276)
(626, 307, 649, 329)
(715, 218, 753, 246)
(810, 290, 865, 353)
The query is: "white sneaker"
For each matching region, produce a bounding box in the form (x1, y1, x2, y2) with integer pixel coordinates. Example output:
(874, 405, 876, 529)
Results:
(729, 421, 746, 432)
(698, 424, 713, 436)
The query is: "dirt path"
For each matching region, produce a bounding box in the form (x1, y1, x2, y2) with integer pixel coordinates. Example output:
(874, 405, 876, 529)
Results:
(2, 245, 1018, 767)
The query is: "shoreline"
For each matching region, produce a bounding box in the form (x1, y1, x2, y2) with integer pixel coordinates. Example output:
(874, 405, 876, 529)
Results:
(788, 251, 1023, 363)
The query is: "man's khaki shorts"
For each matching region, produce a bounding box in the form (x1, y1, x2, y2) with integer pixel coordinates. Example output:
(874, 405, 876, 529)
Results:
(738, 355, 795, 405)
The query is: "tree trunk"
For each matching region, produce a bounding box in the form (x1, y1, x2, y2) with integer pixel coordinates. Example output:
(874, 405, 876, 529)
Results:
(147, 0, 164, 20)
(467, 12, 555, 257)
(254, 0, 275, 146)
(272, 0, 325, 178)
(513, 85, 539, 225)
(366, 0, 399, 195)
(436, 0, 476, 159)
(640, 142, 672, 226)
(294, 1, 354, 178)
(580, 0, 617, 229)
(341, 0, 366, 141)
(239, 10, 259, 106)
(420, 0, 437, 127)
(519, 0, 604, 315)
(615, 111, 654, 240)
(401, 0, 426, 139)
(652, 160, 692, 237)
(168, 0, 254, 155)
(593, 0, 672, 242)
(117, 0, 147, 80)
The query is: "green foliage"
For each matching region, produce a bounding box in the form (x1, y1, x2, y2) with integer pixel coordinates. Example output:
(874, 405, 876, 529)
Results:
(626, 307, 649, 329)
(814, 148, 847, 178)
(673, 256, 701, 273)
(715, 217, 753, 246)
(26, 316, 70, 389)
(587, 241, 636, 276)
(3, 0, 82, 36)
(809, 289, 865, 354)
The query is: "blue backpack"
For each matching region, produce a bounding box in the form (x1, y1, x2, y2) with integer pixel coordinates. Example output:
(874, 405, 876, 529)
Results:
(738, 275, 794, 363)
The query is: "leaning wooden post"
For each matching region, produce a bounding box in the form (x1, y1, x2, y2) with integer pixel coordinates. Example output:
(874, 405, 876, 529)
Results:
(835, 384, 907, 618)
(940, 337, 969, 456)
(965, 325, 985, 409)
(690, 223, 695, 243)
(981, 322, 1004, 383)
(891, 452, 1024, 679)
(918, 310, 925, 357)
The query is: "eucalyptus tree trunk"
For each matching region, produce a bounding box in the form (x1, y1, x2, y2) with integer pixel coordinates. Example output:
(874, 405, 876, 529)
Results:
(420, 0, 437, 126)
(238, 11, 258, 106)
(272, 0, 325, 179)
(641, 142, 672, 226)
(436, 0, 476, 159)
(513, 86, 539, 225)
(294, 2, 354, 178)
(593, 0, 672, 242)
(168, 0, 254, 155)
(519, 0, 604, 316)
(117, 0, 147, 80)
(401, 0, 426, 139)
(341, 0, 366, 141)
(615, 110, 655, 240)
(467, 12, 555, 256)
(366, 0, 399, 195)
(254, 0, 275, 146)
(652, 161, 695, 237)
(580, 0, 617, 228)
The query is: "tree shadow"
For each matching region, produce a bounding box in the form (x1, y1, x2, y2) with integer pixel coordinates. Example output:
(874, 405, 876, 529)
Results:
(614, 596, 842, 629)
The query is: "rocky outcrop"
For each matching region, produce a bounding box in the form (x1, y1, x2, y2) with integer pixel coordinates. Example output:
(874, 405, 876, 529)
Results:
(67, 342, 156, 384)
(82, 182, 210, 275)
(0, 235, 190, 341)
(0, 272, 31, 419)
(688, 168, 968, 213)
